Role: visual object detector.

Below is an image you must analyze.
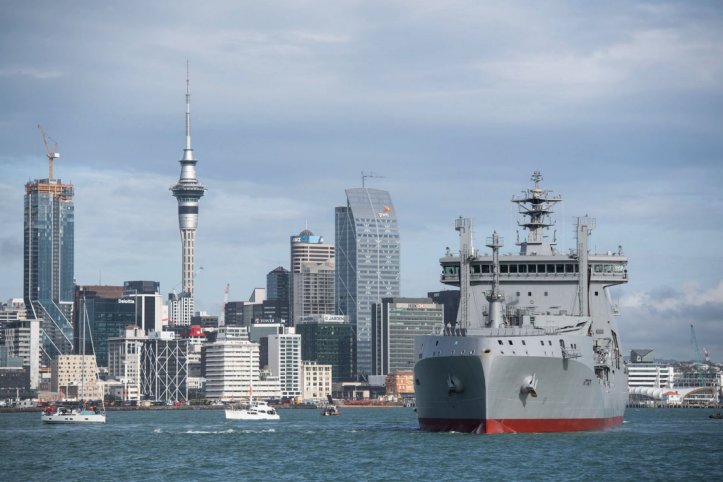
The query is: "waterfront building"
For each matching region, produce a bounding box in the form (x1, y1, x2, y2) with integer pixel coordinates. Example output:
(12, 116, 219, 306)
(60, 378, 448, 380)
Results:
(371, 298, 443, 375)
(296, 314, 353, 383)
(2, 319, 40, 389)
(290, 229, 334, 323)
(385, 370, 414, 398)
(301, 360, 332, 401)
(335, 188, 400, 377)
(141, 331, 188, 402)
(268, 331, 302, 399)
(170, 72, 206, 326)
(627, 349, 674, 389)
(184, 325, 207, 399)
(0, 359, 30, 400)
(107, 326, 146, 401)
(24, 175, 75, 363)
(51, 354, 103, 401)
(202, 335, 261, 401)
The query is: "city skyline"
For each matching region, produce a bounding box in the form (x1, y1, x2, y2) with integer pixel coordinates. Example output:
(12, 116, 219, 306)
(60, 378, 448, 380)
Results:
(1, 1, 722, 361)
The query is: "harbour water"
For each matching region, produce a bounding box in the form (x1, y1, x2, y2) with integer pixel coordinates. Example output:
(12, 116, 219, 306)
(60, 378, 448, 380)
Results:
(2, 407, 720, 480)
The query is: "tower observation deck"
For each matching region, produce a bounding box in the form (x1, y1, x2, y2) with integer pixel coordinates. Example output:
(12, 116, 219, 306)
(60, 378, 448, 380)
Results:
(170, 70, 206, 312)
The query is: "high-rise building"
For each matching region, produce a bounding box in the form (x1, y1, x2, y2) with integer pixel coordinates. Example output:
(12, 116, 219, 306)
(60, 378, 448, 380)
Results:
(371, 297, 443, 375)
(107, 326, 146, 402)
(293, 259, 336, 323)
(296, 314, 354, 383)
(170, 72, 206, 326)
(124, 281, 163, 332)
(24, 175, 75, 364)
(335, 188, 400, 377)
(73, 285, 136, 367)
(266, 267, 290, 324)
(267, 267, 290, 303)
(290, 229, 334, 323)
(2, 319, 40, 389)
(141, 331, 188, 402)
(268, 331, 302, 399)
(201, 329, 281, 401)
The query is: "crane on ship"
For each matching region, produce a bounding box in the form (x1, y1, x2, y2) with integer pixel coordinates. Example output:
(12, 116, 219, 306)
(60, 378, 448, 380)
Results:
(38, 124, 60, 179)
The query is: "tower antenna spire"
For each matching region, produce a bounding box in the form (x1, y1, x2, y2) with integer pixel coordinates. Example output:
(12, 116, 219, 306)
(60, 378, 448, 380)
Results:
(184, 60, 193, 156)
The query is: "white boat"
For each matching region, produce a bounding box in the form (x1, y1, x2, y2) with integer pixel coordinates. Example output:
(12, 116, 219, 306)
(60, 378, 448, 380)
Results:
(41, 404, 106, 424)
(42, 298, 106, 424)
(225, 388, 279, 421)
(321, 405, 340, 416)
(225, 400, 280, 421)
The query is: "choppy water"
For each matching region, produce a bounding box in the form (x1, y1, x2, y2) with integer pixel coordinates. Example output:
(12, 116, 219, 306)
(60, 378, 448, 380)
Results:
(1, 407, 720, 481)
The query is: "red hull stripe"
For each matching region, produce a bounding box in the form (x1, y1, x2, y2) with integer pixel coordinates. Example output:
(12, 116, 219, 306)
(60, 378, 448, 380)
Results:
(418, 416, 623, 434)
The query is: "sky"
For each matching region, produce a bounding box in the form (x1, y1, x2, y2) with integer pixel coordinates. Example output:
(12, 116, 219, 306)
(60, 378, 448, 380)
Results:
(1, 1, 721, 361)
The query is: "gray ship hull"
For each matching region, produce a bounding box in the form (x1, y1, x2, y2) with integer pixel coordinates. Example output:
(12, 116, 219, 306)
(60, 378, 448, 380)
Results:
(414, 334, 627, 433)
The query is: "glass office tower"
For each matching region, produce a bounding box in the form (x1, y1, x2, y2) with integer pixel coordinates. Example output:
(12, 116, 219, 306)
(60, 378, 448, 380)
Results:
(335, 188, 400, 378)
(24, 178, 75, 364)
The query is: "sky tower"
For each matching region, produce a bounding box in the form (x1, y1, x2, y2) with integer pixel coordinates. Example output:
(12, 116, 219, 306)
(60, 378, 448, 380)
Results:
(170, 68, 206, 324)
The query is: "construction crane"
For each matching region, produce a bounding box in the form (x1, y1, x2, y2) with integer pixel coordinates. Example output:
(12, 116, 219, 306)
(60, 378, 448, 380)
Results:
(38, 124, 60, 179)
(689, 323, 706, 388)
(361, 171, 385, 188)
(219, 283, 230, 327)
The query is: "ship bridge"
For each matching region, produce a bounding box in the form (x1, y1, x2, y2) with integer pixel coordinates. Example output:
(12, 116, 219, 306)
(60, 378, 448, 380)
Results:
(440, 253, 628, 287)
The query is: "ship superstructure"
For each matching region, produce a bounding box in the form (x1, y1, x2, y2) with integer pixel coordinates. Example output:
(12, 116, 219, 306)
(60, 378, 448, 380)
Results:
(414, 172, 628, 433)
(170, 68, 206, 324)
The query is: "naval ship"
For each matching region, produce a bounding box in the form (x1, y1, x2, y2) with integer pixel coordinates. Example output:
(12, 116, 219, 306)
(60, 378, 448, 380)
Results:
(414, 172, 628, 433)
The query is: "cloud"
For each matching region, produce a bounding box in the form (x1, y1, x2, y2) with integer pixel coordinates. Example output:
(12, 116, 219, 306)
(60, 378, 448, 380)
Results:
(619, 281, 723, 362)
(0, 68, 63, 79)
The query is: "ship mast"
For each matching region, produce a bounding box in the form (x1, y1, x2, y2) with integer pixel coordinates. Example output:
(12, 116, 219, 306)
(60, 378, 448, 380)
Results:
(486, 232, 505, 328)
(455, 217, 474, 332)
(576, 216, 595, 317)
(512, 171, 561, 256)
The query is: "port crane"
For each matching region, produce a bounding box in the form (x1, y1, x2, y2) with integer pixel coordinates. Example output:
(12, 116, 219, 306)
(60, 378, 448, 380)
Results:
(689, 323, 706, 388)
(38, 124, 60, 179)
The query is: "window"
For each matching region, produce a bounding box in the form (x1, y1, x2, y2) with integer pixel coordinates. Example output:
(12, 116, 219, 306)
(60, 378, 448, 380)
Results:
(538, 264, 546, 273)
(510, 264, 518, 273)
(500, 264, 508, 273)
(565, 264, 574, 273)
(508, 340, 513, 345)
(528, 264, 536, 273)
(518, 264, 527, 273)
(547, 264, 555, 273)
(498, 340, 503, 345)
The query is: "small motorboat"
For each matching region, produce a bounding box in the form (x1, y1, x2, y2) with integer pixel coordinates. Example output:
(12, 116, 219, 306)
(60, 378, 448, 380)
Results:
(708, 412, 723, 419)
(321, 404, 340, 416)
